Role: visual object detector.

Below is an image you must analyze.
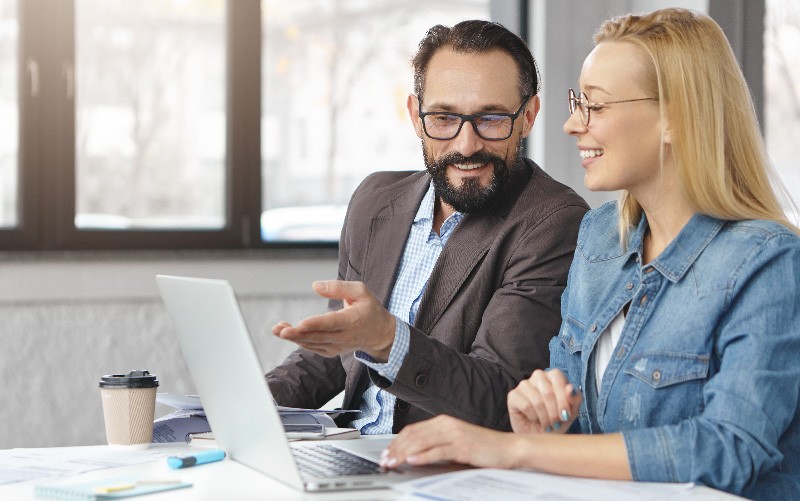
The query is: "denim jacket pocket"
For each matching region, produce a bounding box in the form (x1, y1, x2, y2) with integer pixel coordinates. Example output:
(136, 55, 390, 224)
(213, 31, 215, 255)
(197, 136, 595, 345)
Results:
(614, 351, 710, 429)
(559, 316, 585, 356)
(624, 351, 710, 389)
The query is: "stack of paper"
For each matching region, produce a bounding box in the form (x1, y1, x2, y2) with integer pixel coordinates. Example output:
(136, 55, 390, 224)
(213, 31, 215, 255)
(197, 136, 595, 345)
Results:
(152, 394, 359, 444)
(152, 394, 210, 444)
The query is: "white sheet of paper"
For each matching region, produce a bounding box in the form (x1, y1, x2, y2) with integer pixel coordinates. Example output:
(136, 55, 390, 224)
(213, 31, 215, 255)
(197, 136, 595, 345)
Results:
(155, 393, 203, 410)
(276, 406, 360, 415)
(393, 468, 698, 501)
(0, 446, 163, 485)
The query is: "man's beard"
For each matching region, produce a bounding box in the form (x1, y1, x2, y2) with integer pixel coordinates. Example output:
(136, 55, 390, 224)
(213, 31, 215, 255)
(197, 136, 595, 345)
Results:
(423, 141, 522, 214)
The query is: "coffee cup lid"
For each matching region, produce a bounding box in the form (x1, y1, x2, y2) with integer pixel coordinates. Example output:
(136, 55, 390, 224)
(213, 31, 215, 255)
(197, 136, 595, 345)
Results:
(99, 370, 159, 389)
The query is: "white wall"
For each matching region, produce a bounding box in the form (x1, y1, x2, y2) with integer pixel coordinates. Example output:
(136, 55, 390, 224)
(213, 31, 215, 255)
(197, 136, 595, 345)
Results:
(0, 252, 338, 448)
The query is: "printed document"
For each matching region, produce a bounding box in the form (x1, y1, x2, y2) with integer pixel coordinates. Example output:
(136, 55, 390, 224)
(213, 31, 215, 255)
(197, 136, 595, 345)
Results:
(0, 446, 162, 485)
(392, 468, 705, 501)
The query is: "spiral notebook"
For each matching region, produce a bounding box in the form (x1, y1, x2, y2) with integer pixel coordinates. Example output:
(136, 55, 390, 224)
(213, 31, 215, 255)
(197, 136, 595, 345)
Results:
(34, 475, 191, 500)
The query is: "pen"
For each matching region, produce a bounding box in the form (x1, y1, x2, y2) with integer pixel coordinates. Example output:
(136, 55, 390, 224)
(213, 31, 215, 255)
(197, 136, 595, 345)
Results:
(167, 449, 226, 469)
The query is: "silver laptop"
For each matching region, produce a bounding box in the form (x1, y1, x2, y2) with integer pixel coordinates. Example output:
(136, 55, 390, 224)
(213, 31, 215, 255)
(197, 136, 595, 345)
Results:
(156, 274, 459, 491)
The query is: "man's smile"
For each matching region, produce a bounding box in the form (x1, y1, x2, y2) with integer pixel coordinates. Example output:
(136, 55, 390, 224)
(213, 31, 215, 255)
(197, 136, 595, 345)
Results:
(452, 162, 486, 171)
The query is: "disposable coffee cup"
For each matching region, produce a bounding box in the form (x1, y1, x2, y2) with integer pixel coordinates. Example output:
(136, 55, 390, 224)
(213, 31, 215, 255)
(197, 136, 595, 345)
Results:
(99, 370, 159, 449)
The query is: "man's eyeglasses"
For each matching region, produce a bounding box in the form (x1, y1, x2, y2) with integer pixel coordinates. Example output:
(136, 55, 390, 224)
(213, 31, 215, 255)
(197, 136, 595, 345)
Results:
(418, 96, 530, 141)
(568, 88, 657, 126)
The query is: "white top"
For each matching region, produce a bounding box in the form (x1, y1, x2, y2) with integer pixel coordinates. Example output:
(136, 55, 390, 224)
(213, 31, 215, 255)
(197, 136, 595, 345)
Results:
(594, 310, 626, 393)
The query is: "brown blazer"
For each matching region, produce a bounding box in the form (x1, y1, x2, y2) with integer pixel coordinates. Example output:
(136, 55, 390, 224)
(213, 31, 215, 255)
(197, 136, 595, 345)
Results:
(267, 159, 589, 432)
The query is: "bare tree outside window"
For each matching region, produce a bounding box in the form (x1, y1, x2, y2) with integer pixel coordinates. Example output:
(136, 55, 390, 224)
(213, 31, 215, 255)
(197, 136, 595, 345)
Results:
(765, 0, 800, 222)
(0, 0, 17, 228)
(75, 0, 225, 230)
(260, 0, 490, 241)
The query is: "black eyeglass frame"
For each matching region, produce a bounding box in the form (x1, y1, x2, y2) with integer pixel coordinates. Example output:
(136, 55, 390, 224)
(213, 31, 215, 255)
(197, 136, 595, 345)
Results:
(417, 95, 531, 141)
(568, 88, 658, 126)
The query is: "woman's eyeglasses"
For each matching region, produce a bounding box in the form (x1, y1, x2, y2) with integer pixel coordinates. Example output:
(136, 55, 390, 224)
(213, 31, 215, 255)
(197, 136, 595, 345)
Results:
(568, 88, 657, 126)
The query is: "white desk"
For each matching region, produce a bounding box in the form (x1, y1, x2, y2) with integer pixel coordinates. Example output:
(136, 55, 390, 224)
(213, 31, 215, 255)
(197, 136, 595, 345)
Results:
(0, 443, 394, 500)
(0, 442, 744, 500)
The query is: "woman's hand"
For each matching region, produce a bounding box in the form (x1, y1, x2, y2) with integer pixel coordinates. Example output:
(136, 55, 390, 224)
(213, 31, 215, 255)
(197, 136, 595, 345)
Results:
(380, 415, 523, 469)
(508, 369, 582, 434)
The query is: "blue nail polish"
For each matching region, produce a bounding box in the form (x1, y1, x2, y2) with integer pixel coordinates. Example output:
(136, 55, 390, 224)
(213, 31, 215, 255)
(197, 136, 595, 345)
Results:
(545, 426, 552, 433)
(553, 422, 561, 431)
(561, 409, 570, 422)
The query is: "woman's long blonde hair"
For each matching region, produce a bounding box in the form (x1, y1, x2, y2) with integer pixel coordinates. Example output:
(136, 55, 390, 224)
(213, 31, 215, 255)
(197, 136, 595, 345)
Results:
(595, 8, 798, 242)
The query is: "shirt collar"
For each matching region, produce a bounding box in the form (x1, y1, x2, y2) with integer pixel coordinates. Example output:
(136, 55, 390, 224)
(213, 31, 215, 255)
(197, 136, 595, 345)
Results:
(630, 212, 726, 282)
(414, 182, 463, 227)
(414, 183, 436, 223)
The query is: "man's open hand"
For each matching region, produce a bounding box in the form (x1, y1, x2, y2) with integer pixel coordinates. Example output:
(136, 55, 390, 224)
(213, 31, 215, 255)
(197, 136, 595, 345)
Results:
(271, 280, 396, 361)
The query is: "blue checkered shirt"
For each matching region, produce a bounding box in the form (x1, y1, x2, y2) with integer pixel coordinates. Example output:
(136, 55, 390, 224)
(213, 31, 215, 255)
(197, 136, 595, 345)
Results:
(350, 183, 463, 434)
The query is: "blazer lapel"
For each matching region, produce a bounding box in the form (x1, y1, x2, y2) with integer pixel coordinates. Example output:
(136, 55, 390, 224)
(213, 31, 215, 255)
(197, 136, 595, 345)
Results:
(413, 214, 500, 333)
(414, 163, 532, 334)
(363, 174, 430, 305)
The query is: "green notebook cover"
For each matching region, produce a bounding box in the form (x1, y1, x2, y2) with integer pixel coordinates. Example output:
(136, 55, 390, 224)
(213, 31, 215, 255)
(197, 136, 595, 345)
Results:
(34, 475, 191, 500)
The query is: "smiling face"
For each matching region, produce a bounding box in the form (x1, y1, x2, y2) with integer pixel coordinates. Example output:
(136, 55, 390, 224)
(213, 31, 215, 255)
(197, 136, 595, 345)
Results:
(563, 41, 667, 199)
(408, 47, 539, 214)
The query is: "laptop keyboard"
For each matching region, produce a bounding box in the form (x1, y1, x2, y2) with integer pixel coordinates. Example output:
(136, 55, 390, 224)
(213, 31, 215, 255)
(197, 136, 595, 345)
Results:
(293, 444, 386, 478)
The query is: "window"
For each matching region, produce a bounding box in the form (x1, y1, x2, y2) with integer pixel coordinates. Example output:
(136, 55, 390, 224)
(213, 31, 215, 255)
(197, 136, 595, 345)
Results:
(2, 0, 237, 249)
(75, 1, 226, 231)
(764, 0, 800, 220)
(3, 1, 793, 250)
(0, 0, 17, 228)
(1, 0, 503, 250)
(260, 0, 491, 242)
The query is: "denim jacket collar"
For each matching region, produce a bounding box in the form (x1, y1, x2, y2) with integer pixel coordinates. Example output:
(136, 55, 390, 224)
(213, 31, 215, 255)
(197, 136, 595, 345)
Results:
(629, 212, 727, 282)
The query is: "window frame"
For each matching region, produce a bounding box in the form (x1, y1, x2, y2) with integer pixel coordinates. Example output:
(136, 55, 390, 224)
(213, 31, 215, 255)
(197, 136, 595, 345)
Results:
(1, 0, 266, 250)
(0, 0, 526, 251)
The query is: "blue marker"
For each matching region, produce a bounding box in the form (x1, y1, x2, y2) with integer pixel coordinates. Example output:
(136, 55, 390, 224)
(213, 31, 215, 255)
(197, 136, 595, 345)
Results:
(167, 449, 226, 469)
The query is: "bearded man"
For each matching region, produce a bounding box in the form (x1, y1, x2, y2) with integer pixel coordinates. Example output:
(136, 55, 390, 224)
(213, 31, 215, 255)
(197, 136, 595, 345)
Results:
(268, 20, 589, 433)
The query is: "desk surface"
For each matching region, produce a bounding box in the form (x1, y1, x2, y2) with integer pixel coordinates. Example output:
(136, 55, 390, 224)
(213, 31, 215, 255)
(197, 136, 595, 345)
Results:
(0, 443, 394, 501)
(0, 442, 743, 500)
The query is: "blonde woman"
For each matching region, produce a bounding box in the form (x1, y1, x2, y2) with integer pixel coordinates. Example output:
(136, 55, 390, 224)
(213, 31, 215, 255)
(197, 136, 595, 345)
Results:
(382, 8, 800, 499)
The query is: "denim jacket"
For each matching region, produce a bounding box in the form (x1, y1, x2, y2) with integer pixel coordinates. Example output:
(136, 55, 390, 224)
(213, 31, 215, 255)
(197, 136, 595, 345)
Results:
(550, 201, 800, 499)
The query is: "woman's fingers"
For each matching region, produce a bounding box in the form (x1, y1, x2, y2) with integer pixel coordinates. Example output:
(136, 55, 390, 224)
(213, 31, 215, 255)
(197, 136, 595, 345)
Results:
(508, 369, 581, 434)
(508, 377, 548, 433)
